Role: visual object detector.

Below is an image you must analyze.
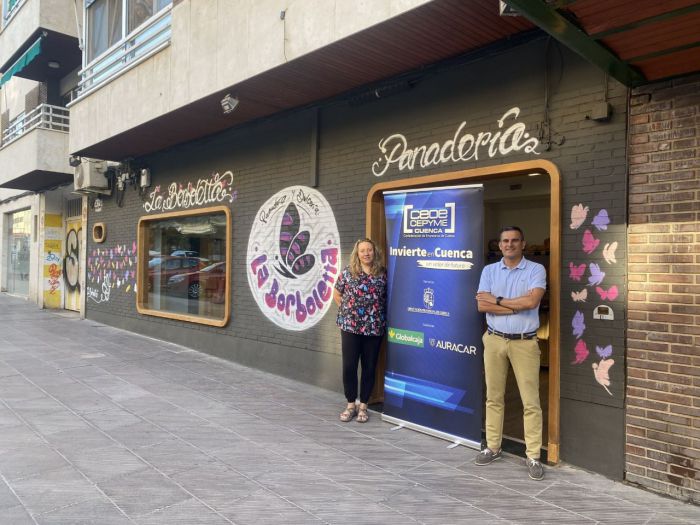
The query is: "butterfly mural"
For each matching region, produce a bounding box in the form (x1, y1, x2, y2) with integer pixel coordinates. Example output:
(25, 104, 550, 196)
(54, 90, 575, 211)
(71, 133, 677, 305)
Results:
(569, 262, 586, 281)
(572, 310, 585, 338)
(572, 339, 589, 365)
(603, 241, 618, 264)
(571, 288, 587, 302)
(274, 203, 315, 279)
(596, 345, 613, 359)
(593, 359, 614, 395)
(588, 263, 605, 286)
(582, 229, 600, 254)
(592, 209, 610, 231)
(570, 204, 589, 230)
(596, 285, 618, 301)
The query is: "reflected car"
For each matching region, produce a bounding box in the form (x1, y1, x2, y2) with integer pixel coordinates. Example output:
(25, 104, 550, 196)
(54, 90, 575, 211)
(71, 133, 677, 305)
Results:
(148, 256, 208, 291)
(166, 261, 226, 301)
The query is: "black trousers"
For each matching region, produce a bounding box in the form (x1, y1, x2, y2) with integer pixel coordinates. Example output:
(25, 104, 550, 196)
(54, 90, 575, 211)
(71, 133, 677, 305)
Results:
(341, 330, 382, 404)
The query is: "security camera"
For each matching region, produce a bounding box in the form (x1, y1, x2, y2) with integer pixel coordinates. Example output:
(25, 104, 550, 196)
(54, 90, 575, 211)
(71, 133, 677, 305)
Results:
(69, 155, 82, 167)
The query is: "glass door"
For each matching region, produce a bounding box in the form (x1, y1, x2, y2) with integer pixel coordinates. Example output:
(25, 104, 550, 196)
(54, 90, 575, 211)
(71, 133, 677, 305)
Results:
(6, 209, 31, 296)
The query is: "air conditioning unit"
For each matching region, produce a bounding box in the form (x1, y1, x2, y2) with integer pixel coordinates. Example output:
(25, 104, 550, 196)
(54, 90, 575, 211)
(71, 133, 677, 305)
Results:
(73, 159, 112, 195)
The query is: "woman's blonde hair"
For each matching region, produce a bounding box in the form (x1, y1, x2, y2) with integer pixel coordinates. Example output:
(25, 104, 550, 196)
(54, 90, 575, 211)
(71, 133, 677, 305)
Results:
(349, 238, 385, 277)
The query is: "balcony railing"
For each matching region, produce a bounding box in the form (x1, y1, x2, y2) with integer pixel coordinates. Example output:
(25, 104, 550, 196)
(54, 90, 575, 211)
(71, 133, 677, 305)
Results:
(75, 7, 172, 100)
(0, 104, 69, 147)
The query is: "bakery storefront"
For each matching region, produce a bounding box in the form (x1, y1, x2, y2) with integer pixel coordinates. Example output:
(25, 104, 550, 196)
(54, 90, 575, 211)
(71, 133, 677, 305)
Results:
(85, 36, 628, 479)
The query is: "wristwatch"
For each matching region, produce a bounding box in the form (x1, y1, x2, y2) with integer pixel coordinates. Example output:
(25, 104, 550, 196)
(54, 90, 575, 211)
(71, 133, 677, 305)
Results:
(496, 296, 503, 306)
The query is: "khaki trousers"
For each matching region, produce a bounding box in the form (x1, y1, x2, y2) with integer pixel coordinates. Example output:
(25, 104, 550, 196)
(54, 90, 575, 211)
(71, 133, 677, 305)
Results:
(482, 331, 542, 459)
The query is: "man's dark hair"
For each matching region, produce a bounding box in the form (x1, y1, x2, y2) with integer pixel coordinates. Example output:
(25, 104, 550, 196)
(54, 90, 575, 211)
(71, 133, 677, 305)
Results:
(499, 226, 524, 241)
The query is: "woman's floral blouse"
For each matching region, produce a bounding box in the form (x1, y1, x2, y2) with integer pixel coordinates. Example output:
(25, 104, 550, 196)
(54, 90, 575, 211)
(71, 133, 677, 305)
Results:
(335, 266, 387, 336)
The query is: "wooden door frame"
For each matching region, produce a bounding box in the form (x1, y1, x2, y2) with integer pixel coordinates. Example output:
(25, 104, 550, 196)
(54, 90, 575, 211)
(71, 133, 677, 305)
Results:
(365, 159, 561, 464)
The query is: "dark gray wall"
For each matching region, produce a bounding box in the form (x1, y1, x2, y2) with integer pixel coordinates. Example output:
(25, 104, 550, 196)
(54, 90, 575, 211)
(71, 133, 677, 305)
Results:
(86, 37, 628, 479)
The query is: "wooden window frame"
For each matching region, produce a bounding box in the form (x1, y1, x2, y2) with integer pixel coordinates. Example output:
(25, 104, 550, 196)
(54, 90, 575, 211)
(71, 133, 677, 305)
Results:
(136, 205, 232, 327)
(366, 159, 561, 464)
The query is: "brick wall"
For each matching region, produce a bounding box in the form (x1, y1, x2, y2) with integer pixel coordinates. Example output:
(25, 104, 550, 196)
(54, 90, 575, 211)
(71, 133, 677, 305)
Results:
(627, 74, 700, 502)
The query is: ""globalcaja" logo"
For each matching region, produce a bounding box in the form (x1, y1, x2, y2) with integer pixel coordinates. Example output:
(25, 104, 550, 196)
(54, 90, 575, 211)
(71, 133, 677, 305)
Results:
(247, 186, 340, 331)
(403, 203, 455, 237)
(388, 327, 424, 348)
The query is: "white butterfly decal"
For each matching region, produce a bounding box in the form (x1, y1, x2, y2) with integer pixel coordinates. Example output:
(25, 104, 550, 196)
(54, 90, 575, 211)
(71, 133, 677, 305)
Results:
(593, 359, 614, 396)
(571, 289, 587, 302)
(603, 241, 618, 264)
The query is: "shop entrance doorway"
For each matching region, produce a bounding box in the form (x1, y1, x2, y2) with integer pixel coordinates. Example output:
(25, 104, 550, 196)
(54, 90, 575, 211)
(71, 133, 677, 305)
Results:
(366, 160, 561, 463)
(64, 198, 83, 312)
(5, 208, 32, 297)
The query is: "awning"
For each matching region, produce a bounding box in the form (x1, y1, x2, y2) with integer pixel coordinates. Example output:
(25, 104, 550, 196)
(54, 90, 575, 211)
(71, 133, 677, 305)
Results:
(0, 37, 42, 89)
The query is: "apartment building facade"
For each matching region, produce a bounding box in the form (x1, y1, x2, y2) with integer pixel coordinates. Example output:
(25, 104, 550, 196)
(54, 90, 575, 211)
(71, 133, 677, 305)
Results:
(0, 0, 84, 310)
(1, 0, 698, 502)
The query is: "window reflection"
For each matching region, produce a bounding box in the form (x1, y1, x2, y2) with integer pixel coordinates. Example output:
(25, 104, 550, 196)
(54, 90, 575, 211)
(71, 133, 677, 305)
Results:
(142, 210, 228, 322)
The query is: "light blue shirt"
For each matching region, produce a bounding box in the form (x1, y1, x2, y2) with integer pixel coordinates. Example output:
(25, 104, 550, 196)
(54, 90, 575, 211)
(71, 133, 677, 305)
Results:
(477, 256, 546, 334)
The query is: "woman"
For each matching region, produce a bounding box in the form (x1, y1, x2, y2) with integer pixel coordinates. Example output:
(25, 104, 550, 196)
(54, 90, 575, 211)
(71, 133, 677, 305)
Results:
(334, 238, 387, 423)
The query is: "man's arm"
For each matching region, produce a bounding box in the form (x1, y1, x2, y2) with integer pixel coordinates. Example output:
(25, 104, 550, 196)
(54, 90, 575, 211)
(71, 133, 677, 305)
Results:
(476, 288, 545, 314)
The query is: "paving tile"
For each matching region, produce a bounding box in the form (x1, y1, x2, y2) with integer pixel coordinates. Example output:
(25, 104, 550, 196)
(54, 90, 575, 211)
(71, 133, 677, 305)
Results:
(0, 479, 21, 509)
(97, 467, 191, 518)
(71, 445, 147, 483)
(10, 465, 104, 516)
(0, 443, 70, 481)
(219, 489, 323, 524)
(133, 497, 231, 525)
(80, 406, 144, 431)
(22, 410, 93, 436)
(2, 504, 36, 525)
(133, 438, 218, 477)
(32, 494, 132, 524)
(171, 463, 262, 511)
(43, 427, 116, 458)
(104, 420, 173, 449)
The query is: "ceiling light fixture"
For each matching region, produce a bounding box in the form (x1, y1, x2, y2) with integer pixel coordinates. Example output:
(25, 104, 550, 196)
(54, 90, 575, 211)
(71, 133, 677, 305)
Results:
(220, 94, 239, 114)
(48, 61, 60, 69)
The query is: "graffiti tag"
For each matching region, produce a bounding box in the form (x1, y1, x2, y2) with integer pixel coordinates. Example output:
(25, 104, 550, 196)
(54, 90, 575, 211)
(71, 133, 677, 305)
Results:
(87, 275, 111, 304)
(47, 263, 61, 295)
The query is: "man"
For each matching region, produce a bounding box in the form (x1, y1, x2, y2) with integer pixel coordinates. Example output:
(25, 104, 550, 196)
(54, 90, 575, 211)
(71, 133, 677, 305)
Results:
(475, 226, 546, 480)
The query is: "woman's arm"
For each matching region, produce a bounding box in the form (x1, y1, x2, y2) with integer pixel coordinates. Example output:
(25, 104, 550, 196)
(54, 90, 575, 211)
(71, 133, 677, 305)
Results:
(333, 288, 342, 307)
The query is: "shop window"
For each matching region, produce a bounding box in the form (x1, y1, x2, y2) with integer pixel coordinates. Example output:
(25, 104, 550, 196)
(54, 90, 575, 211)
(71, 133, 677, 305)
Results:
(137, 206, 231, 327)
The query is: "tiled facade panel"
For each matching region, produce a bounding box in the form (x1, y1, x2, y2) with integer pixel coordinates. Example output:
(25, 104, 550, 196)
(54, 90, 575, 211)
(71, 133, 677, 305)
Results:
(627, 74, 700, 502)
(85, 38, 629, 477)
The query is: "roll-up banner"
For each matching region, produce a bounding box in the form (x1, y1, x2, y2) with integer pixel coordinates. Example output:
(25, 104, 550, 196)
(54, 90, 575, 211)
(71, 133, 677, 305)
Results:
(382, 185, 484, 448)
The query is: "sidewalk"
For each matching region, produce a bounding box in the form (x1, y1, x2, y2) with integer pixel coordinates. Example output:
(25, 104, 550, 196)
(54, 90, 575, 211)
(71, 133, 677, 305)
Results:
(1, 294, 698, 525)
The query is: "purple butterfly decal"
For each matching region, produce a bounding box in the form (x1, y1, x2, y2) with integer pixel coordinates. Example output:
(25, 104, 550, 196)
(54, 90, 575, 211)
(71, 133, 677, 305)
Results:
(275, 203, 315, 279)
(592, 209, 610, 231)
(572, 339, 589, 365)
(588, 263, 605, 286)
(596, 345, 613, 359)
(572, 311, 585, 339)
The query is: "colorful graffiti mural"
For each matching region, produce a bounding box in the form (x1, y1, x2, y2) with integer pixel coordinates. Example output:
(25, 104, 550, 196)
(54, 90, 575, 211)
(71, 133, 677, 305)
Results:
(568, 204, 619, 396)
(43, 214, 63, 308)
(86, 242, 137, 304)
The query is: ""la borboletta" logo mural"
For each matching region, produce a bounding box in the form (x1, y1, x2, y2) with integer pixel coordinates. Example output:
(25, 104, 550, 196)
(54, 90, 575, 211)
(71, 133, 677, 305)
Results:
(247, 186, 341, 331)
